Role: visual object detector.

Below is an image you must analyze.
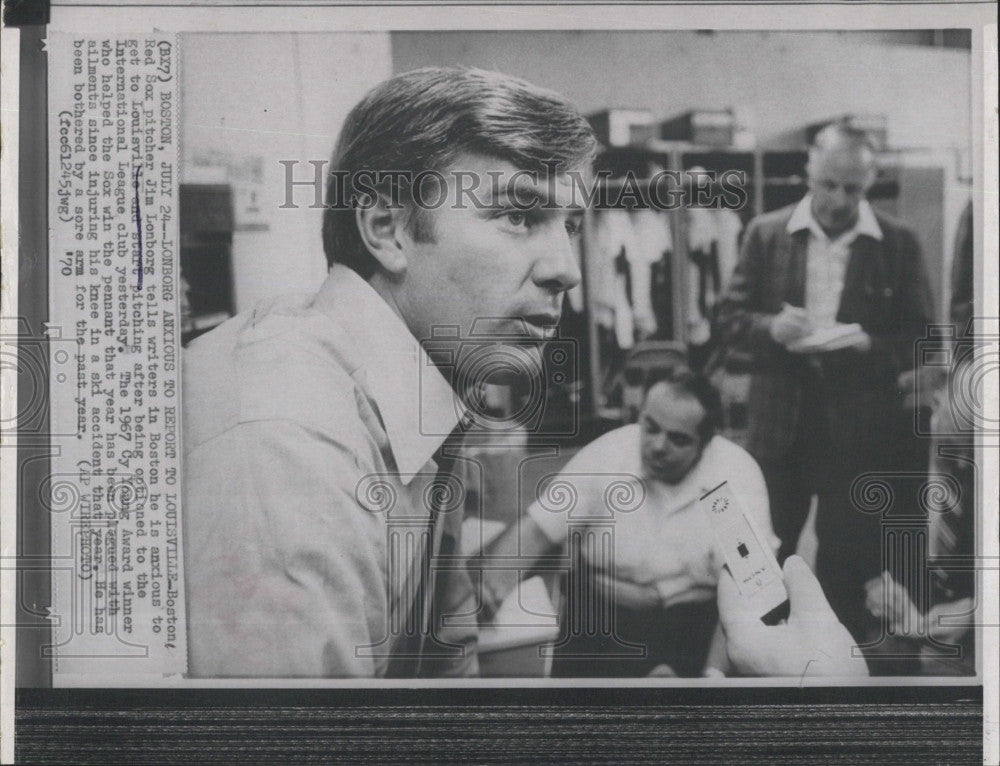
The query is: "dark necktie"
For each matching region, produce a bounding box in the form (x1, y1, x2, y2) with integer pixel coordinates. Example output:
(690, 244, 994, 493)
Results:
(385, 425, 469, 677)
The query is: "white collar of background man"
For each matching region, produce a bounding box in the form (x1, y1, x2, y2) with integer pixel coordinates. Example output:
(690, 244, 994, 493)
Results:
(787, 193, 884, 243)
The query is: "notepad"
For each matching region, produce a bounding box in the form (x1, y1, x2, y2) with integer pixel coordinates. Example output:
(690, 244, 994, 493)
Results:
(787, 323, 866, 353)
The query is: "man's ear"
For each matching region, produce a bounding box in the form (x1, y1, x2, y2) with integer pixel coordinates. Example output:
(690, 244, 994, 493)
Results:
(355, 192, 408, 276)
(862, 163, 878, 194)
(804, 153, 816, 191)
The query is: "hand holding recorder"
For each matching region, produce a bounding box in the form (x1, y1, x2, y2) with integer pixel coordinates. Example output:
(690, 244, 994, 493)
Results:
(717, 555, 869, 677)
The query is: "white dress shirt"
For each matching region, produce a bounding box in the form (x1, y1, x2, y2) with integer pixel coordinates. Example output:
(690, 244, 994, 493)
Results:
(526, 425, 777, 608)
(182, 265, 477, 677)
(787, 194, 883, 327)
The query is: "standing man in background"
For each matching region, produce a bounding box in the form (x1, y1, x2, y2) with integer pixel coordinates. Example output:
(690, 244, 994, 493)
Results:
(716, 121, 935, 650)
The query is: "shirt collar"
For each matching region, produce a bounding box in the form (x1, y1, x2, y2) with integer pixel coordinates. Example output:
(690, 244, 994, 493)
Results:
(787, 194, 883, 242)
(313, 265, 461, 480)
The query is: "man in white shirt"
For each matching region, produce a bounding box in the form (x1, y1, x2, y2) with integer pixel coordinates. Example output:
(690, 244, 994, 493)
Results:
(183, 67, 596, 677)
(479, 370, 786, 677)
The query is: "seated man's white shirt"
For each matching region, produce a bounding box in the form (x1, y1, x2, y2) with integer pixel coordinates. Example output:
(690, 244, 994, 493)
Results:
(182, 265, 477, 678)
(527, 425, 776, 608)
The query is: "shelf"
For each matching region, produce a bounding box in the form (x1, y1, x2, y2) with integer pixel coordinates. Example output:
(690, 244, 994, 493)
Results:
(587, 175, 750, 211)
(763, 177, 806, 187)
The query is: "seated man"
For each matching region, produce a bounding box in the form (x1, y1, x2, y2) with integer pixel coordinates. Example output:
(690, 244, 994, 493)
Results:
(863, 371, 976, 676)
(866, 200, 977, 676)
(480, 368, 778, 677)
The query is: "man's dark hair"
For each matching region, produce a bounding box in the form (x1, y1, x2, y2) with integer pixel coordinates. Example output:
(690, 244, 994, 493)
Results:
(644, 367, 724, 444)
(321, 67, 599, 278)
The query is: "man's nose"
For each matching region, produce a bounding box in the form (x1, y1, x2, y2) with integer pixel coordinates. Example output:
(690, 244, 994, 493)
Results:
(829, 186, 852, 209)
(532, 225, 582, 292)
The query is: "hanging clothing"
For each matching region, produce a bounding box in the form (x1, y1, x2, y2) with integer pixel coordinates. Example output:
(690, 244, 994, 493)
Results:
(628, 210, 673, 338)
(592, 209, 637, 349)
(650, 252, 674, 339)
(713, 208, 744, 293)
(590, 209, 633, 332)
(686, 206, 719, 345)
(613, 246, 635, 350)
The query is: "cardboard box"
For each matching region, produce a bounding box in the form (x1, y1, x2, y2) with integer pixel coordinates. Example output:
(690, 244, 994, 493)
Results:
(588, 108, 655, 148)
(658, 110, 735, 147)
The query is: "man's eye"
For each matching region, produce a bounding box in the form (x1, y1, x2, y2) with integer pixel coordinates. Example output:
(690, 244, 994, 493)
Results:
(565, 217, 582, 237)
(504, 210, 528, 227)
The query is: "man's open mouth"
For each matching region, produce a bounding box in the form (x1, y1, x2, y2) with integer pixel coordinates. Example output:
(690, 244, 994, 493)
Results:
(523, 313, 560, 338)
